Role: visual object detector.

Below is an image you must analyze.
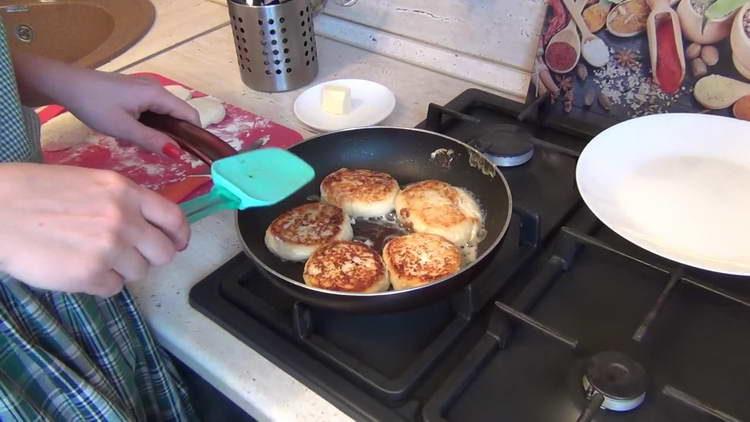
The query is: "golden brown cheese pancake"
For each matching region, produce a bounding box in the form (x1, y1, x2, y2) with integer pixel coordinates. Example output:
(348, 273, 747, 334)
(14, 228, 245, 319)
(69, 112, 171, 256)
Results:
(265, 202, 353, 261)
(383, 233, 461, 290)
(395, 180, 482, 246)
(320, 168, 400, 218)
(303, 241, 390, 293)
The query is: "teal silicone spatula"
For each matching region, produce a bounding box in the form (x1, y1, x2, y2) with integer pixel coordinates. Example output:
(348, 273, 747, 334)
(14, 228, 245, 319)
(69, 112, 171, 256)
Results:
(180, 148, 314, 222)
(139, 112, 315, 223)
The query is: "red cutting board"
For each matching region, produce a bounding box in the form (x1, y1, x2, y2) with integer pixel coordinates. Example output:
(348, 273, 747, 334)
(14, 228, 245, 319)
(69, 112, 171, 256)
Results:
(40, 72, 304, 201)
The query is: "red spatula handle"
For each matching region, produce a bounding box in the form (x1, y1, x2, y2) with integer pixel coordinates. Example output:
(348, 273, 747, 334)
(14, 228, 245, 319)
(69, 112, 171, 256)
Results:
(140, 112, 236, 165)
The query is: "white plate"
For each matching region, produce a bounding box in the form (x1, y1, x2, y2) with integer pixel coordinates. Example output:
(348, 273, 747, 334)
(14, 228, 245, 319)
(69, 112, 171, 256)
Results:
(293, 79, 396, 132)
(576, 113, 750, 276)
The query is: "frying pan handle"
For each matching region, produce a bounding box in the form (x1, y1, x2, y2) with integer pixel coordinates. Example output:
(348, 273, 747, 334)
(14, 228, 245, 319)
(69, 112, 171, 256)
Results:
(139, 112, 236, 164)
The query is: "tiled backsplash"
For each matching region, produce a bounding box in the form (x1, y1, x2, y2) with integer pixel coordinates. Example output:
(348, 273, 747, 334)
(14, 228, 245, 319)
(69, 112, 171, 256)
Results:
(324, 0, 543, 70)
(316, 0, 546, 100)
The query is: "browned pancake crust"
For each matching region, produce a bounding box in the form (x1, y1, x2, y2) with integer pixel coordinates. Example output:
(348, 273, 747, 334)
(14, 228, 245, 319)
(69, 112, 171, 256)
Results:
(303, 241, 386, 292)
(321, 168, 398, 205)
(397, 180, 473, 229)
(268, 202, 346, 246)
(384, 233, 461, 287)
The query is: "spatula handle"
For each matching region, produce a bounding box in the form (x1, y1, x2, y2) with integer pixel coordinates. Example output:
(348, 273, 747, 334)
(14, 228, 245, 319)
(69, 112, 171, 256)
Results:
(140, 112, 236, 165)
(180, 188, 240, 223)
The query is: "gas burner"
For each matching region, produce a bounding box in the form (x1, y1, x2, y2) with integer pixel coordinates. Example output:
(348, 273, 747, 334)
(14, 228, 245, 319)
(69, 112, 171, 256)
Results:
(582, 351, 647, 412)
(472, 124, 535, 167)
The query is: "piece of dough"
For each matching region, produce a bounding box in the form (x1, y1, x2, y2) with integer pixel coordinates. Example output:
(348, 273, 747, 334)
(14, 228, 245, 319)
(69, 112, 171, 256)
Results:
(41, 112, 98, 152)
(187, 96, 226, 128)
(165, 85, 192, 101)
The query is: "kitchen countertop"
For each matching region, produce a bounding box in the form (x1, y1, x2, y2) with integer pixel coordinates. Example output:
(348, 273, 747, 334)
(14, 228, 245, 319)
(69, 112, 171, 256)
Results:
(108, 10, 529, 422)
(99, 0, 229, 72)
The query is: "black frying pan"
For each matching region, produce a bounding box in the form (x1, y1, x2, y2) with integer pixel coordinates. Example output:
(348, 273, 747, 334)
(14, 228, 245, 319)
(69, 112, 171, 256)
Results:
(142, 113, 512, 312)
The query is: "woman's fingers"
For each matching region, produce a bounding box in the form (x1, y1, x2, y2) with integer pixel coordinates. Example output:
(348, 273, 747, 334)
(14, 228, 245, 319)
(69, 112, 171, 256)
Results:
(130, 221, 178, 267)
(88, 270, 126, 298)
(113, 110, 183, 156)
(147, 85, 201, 127)
(112, 247, 150, 282)
(137, 187, 190, 251)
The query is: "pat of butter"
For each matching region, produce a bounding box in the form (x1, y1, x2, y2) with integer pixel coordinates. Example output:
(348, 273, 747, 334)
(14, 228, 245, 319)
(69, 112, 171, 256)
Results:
(321, 84, 352, 115)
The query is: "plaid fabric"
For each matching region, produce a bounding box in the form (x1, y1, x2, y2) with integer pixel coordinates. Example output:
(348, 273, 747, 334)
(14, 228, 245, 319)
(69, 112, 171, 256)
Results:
(0, 18, 196, 421)
(0, 19, 33, 163)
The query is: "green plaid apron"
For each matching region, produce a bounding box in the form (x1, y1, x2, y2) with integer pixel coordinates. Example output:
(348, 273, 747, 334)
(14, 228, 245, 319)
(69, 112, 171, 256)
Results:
(0, 19, 195, 421)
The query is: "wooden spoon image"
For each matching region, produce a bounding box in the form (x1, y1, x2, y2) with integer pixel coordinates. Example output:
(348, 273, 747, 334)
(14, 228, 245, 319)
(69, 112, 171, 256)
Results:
(544, 14, 581, 73)
(646, 0, 686, 94)
(562, 0, 610, 67)
(694, 74, 750, 109)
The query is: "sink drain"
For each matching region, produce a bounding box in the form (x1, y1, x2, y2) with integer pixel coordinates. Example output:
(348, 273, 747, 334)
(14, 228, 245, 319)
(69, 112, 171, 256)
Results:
(16, 24, 33, 43)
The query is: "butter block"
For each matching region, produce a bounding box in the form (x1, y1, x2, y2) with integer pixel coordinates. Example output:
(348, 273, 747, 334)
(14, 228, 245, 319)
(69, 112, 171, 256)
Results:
(321, 84, 352, 115)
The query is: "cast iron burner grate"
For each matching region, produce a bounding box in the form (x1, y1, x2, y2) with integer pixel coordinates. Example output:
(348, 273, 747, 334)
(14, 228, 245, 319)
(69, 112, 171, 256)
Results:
(423, 211, 750, 422)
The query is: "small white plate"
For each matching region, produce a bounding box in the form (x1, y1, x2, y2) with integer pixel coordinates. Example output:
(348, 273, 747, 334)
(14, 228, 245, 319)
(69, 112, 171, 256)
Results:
(293, 79, 396, 132)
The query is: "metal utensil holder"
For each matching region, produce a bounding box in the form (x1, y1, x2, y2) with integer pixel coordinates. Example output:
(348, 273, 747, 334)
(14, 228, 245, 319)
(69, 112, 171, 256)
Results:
(228, 0, 318, 92)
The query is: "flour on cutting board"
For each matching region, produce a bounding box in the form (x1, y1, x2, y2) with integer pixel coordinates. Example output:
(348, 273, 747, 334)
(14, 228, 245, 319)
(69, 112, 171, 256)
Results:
(53, 110, 275, 187)
(181, 113, 272, 168)
(207, 113, 272, 151)
(184, 154, 205, 169)
(53, 135, 100, 164)
(55, 135, 191, 190)
(100, 137, 169, 177)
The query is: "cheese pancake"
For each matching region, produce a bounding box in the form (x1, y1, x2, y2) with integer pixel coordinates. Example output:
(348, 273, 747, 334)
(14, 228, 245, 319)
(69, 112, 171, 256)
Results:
(383, 233, 461, 290)
(303, 241, 390, 293)
(395, 180, 482, 246)
(320, 168, 400, 218)
(265, 202, 353, 261)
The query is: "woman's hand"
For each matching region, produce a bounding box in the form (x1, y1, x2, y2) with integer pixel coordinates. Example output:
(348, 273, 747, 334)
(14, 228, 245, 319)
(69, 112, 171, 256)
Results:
(0, 163, 190, 297)
(63, 72, 201, 158)
(12, 52, 200, 158)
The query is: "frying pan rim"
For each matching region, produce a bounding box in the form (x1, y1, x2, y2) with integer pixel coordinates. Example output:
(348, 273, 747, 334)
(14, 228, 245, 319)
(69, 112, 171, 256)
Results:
(234, 126, 513, 297)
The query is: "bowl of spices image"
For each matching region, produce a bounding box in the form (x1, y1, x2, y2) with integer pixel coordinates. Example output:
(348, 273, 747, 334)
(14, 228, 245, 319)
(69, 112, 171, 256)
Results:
(607, 0, 650, 37)
(730, 2, 750, 79)
(677, 0, 737, 44)
(545, 40, 579, 73)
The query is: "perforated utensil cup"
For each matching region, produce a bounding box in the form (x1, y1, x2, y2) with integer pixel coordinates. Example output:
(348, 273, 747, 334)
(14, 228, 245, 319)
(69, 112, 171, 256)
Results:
(228, 0, 319, 92)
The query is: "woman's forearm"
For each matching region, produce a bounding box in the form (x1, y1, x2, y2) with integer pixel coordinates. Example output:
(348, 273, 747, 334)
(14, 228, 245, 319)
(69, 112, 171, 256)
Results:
(11, 53, 200, 156)
(11, 51, 92, 108)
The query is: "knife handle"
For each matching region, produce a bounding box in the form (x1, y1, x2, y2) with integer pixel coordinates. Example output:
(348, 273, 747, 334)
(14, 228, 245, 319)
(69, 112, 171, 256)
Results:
(139, 111, 236, 165)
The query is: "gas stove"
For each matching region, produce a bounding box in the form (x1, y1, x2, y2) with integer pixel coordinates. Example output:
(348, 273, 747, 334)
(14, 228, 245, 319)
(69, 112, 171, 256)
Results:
(189, 89, 750, 421)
